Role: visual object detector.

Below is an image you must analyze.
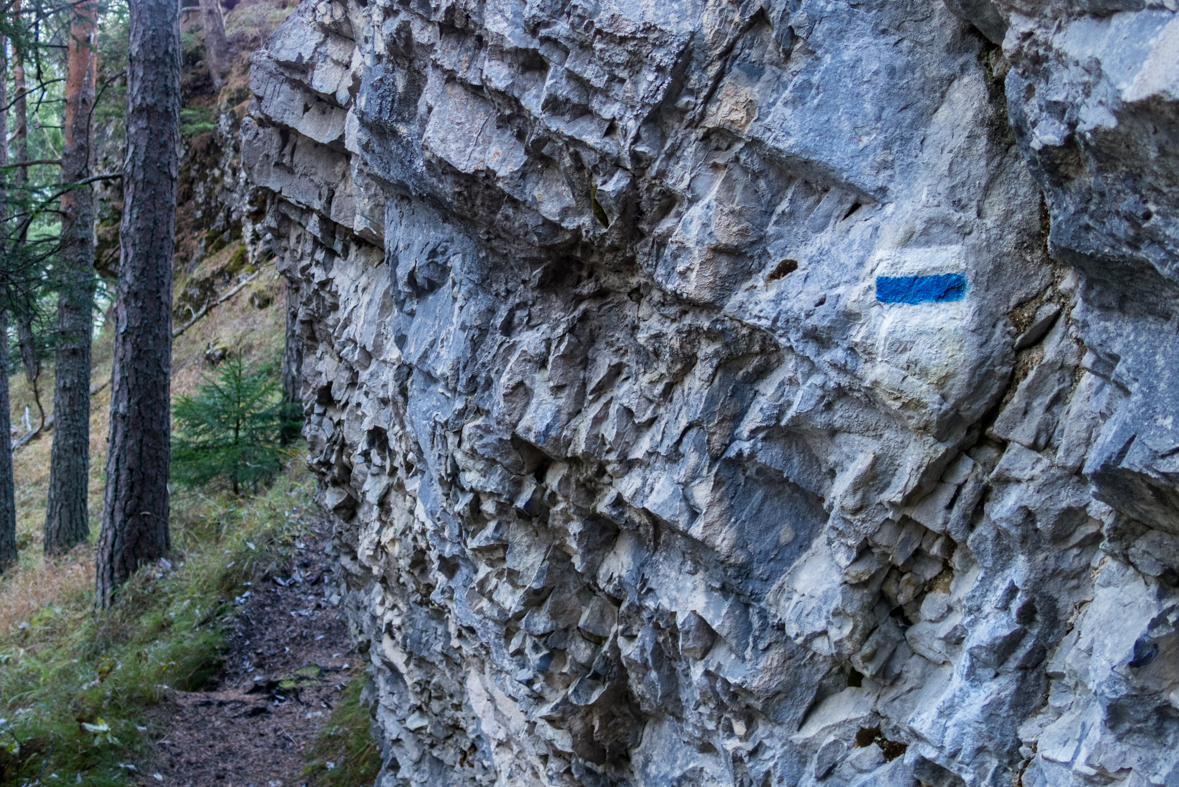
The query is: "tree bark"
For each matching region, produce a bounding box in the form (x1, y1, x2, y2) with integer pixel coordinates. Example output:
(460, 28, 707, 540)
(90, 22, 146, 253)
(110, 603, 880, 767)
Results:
(198, 0, 229, 89)
(96, 0, 180, 606)
(280, 279, 302, 445)
(11, 0, 29, 199)
(0, 307, 17, 576)
(45, 0, 98, 555)
(0, 37, 18, 575)
(18, 314, 39, 386)
(12, 1, 44, 429)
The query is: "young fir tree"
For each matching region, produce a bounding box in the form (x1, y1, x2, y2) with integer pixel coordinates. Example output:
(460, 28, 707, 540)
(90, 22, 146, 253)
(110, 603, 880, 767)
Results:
(171, 355, 289, 496)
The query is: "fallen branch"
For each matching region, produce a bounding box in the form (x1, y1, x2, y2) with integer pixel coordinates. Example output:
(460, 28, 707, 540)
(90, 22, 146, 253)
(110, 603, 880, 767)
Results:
(172, 270, 262, 339)
(11, 379, 109, 455)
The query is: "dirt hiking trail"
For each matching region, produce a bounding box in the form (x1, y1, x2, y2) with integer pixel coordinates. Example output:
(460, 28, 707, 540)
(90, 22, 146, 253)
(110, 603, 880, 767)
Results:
(134, 518, 359, 787)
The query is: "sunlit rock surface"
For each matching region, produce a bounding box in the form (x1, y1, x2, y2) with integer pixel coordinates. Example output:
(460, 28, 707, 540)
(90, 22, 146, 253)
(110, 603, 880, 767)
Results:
(244, 1, 1179, 784)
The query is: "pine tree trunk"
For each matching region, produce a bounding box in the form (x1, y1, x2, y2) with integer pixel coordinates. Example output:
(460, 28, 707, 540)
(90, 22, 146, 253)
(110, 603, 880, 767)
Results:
(45, 0, 98, 555)
(12, 0, 40, 398)
(199, 0, 229, 89)
(280, 280, 303, 445)
(96, 0, 180, 606)
(11, 0, 29, 200)
(0, 307, 17, 576)
(0, 39, 19, 575)
(18, 315, 39, 387)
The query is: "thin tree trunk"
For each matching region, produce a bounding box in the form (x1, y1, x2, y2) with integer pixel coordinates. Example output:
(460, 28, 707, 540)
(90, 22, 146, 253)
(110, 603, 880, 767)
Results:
(0, 39, 19, 575)
(280, 279, 302, 445)
(12, 3, 44, 431)
(45, 0, 98, 555)
(16, 310, 38, 387)
(198, 0, 229, 89)
(18, 312, 44, 437)
(0, 309, 17, 576)
(12, 0, 29, 200)
(96, 0, 179, 606)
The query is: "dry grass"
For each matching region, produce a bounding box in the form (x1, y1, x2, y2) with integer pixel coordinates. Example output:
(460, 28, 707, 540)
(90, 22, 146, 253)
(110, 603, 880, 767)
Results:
(172, 255, 287, 396)
(0, 549, 93, 635)
(224, 0, 297, 53)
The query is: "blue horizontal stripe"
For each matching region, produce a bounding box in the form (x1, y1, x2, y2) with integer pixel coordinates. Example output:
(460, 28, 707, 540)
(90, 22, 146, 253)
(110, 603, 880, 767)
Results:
(876, 273, 966, 304)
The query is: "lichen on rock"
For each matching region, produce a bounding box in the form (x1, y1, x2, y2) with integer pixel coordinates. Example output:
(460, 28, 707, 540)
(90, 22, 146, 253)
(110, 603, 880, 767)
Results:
(244, 0, 1179, 784)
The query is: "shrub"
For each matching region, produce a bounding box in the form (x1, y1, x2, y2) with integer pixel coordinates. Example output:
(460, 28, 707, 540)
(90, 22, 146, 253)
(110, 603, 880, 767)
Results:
(180, 106, 217, 138)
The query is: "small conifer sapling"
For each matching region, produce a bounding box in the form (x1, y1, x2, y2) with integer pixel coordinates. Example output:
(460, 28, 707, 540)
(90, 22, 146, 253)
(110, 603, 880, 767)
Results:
(171, 355, 294, 495)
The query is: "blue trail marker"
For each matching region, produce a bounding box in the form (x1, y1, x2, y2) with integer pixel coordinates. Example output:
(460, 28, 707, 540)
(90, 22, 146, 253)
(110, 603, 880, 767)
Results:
(876, 273, 966, 304)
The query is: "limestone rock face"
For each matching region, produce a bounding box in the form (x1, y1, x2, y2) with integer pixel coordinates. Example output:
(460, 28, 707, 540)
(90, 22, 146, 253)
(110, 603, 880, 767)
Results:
(244, 0, 1179, 784)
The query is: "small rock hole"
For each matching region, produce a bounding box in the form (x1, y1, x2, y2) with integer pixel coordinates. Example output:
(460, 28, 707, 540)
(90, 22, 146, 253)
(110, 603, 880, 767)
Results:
(889, 605, 913, 628)
(879, 738, 908, 762)
(855, 727, 908, 762)
(590, 183, 610, 227)
(438, 556, 459, 581)
(855, 727, 879, 748)
(842, 201, 863, 221)
(766, 259, 798, 283)
(847, 667, 863, 688)
(1128, 638, 1159, 669)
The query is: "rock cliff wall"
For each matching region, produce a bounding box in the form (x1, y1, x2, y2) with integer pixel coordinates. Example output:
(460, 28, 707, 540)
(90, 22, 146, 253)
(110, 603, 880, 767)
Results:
(243, 1, 1179, 785)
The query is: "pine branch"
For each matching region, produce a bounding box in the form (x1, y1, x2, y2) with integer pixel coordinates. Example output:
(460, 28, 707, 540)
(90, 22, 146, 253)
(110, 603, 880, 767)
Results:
(0, 158, 60, 169)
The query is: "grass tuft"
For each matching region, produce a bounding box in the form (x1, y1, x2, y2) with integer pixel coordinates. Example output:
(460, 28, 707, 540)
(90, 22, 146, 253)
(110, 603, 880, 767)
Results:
(300, 674, 383, 786)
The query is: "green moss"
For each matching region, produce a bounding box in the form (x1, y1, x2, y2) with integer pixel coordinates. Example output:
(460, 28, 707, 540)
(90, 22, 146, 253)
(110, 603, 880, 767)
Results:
(226, 243, 250, 275)
(204, 229, 230, 257)
(590, 182, 610, 227)
(229, 85, 252, 106)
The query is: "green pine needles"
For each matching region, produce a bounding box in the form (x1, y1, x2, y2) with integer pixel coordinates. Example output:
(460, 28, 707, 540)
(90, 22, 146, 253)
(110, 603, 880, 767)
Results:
(171, 355, 295, 495)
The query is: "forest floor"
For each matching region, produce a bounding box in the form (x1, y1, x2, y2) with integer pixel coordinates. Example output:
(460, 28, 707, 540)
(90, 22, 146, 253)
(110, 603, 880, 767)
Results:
(133, 517, 360, 787)
(0, 449, 382, 787)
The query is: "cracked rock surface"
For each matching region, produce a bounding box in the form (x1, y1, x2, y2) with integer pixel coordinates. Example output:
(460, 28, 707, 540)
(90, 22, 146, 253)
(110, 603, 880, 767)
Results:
(243, 0, 1179, 784)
